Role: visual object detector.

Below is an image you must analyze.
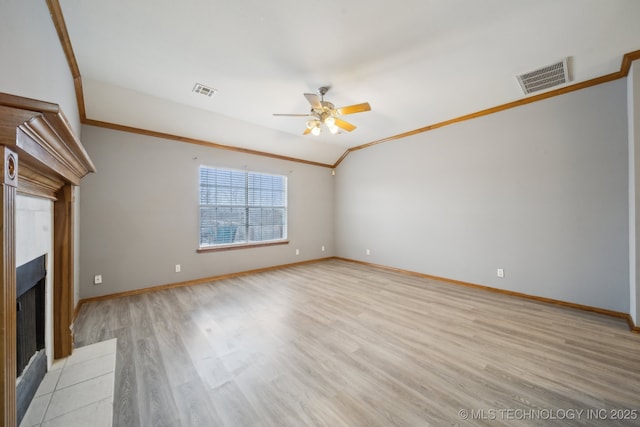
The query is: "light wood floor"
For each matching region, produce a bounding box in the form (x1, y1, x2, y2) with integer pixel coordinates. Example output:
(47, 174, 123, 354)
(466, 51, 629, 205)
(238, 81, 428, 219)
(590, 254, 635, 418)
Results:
(74, 259, 640, 426)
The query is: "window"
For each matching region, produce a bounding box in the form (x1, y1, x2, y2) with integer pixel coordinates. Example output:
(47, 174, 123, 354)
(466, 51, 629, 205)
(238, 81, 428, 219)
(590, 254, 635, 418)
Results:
(199, 166, 287, 248)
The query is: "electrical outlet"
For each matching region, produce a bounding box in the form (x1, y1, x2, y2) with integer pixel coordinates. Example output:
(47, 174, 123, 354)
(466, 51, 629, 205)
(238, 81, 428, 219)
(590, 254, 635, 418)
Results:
(295, 249, 300, 255)
(93, 274, 102, 285)
(366, 249, 371, 255)
(497, 268, 504, 278)
(175, 264, 181, 273)
(321, 245, 325, 252)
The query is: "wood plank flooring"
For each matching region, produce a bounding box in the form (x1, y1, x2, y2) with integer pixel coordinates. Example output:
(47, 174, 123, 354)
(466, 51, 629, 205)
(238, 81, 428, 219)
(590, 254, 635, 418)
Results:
(73, 259, 640, 426)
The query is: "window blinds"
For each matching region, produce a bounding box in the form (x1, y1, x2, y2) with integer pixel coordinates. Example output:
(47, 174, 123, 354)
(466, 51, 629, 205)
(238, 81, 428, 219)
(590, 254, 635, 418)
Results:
(199, 167, 287, 247)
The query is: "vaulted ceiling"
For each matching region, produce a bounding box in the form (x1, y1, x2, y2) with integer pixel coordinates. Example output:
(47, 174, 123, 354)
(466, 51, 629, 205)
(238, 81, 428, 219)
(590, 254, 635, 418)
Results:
(57, 0, 640, 165)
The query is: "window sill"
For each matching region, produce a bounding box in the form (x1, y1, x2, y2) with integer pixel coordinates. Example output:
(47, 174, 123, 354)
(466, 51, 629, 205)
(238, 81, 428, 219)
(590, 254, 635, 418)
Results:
(197, 240, 289, 253)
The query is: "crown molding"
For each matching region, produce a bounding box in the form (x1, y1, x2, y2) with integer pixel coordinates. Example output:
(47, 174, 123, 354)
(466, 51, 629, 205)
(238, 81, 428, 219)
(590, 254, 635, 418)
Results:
(83, 118, 334, 168)
(332, 49, 640, 167)
(46, 1, 640, 169)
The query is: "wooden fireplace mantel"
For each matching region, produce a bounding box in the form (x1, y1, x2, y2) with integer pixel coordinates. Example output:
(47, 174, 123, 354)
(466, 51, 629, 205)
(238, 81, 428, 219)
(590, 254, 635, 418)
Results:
(0, 93, 95, 192)
(0, 92, 95, 426)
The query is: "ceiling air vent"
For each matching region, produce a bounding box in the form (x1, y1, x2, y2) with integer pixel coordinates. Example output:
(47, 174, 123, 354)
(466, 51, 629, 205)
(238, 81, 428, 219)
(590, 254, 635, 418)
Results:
(516, 58, 570, 95)
(192, 83, 217, 97)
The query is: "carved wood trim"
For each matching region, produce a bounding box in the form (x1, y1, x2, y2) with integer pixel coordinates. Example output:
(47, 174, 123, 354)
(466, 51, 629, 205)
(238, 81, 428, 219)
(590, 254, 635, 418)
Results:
(0, 147, 18, 427)
(0, 93, 96, 184)
(18, 120, 89, 186)
(53, 185, 74, 358)
(15, 162, 61, 201)
(0, 93, 94, 424)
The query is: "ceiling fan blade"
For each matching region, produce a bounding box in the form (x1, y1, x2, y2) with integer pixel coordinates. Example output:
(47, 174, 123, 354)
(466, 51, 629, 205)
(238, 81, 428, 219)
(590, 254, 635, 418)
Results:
(335, 102, 371, 116)
(273, 113, 311, 117)
(304, 93, 322, 109)
(303, 128, 311, 135)
(334, 118, 356, 132)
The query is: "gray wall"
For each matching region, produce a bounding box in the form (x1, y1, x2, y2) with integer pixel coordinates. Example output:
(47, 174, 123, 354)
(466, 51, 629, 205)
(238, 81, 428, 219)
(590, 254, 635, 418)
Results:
(335, 79, 629, 313)
(79, 125, 334, 298)
(0, 1, 80, 134)
(629, 60, 640, 323)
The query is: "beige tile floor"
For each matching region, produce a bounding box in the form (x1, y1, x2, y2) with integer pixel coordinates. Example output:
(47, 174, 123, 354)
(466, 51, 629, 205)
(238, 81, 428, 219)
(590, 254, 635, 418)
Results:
(20, 338, 117, 427)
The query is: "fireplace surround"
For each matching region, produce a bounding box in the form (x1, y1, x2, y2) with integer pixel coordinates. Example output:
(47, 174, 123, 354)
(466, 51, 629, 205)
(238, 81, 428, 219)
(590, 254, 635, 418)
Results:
(0, 93, 95, 425)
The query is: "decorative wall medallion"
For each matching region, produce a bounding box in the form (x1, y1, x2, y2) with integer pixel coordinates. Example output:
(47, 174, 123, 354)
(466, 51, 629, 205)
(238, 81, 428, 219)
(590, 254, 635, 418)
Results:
(7, 154, 16, 180)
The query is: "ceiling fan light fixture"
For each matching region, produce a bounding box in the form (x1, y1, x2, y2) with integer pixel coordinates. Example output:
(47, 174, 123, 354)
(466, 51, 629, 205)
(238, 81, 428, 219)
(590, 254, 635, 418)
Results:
(273, 87, 371, 136)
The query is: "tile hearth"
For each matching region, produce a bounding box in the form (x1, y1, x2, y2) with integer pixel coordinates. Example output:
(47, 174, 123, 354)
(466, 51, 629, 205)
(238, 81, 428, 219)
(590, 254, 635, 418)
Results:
(19, 338, 116, 427)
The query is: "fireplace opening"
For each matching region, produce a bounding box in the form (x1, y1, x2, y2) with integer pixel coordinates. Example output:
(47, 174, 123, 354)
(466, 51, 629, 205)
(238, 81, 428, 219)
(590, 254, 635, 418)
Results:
(16, 254, 47, 425)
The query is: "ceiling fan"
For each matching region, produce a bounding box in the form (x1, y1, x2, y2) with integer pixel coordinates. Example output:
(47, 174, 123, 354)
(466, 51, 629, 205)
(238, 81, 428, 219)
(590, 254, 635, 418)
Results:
(273, 87, 371, 135)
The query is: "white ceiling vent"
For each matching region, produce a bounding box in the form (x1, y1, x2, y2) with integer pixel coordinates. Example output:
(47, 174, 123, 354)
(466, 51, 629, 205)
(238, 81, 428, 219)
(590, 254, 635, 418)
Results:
(516, 58, 570, 95)
(192, 83, 217, 97)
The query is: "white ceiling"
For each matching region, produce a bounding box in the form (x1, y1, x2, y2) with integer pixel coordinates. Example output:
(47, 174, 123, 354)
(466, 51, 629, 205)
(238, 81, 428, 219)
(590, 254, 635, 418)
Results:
(58, 0, 640, 165)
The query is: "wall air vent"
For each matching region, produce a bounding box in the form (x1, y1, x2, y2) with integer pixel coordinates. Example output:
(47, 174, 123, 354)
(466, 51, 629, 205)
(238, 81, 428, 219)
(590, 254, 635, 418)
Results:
(516, 58, 570, 95)
(192, 83, 217, 97)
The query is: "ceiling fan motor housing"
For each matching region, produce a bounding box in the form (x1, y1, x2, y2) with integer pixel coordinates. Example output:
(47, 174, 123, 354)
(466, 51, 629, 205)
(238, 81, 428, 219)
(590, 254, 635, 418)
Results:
(274, 85, 370, 135)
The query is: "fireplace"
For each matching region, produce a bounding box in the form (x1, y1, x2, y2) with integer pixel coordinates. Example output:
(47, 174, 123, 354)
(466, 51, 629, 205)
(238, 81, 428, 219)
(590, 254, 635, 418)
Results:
(0, 93, 95, 425)
(16, 254, 47, 425)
